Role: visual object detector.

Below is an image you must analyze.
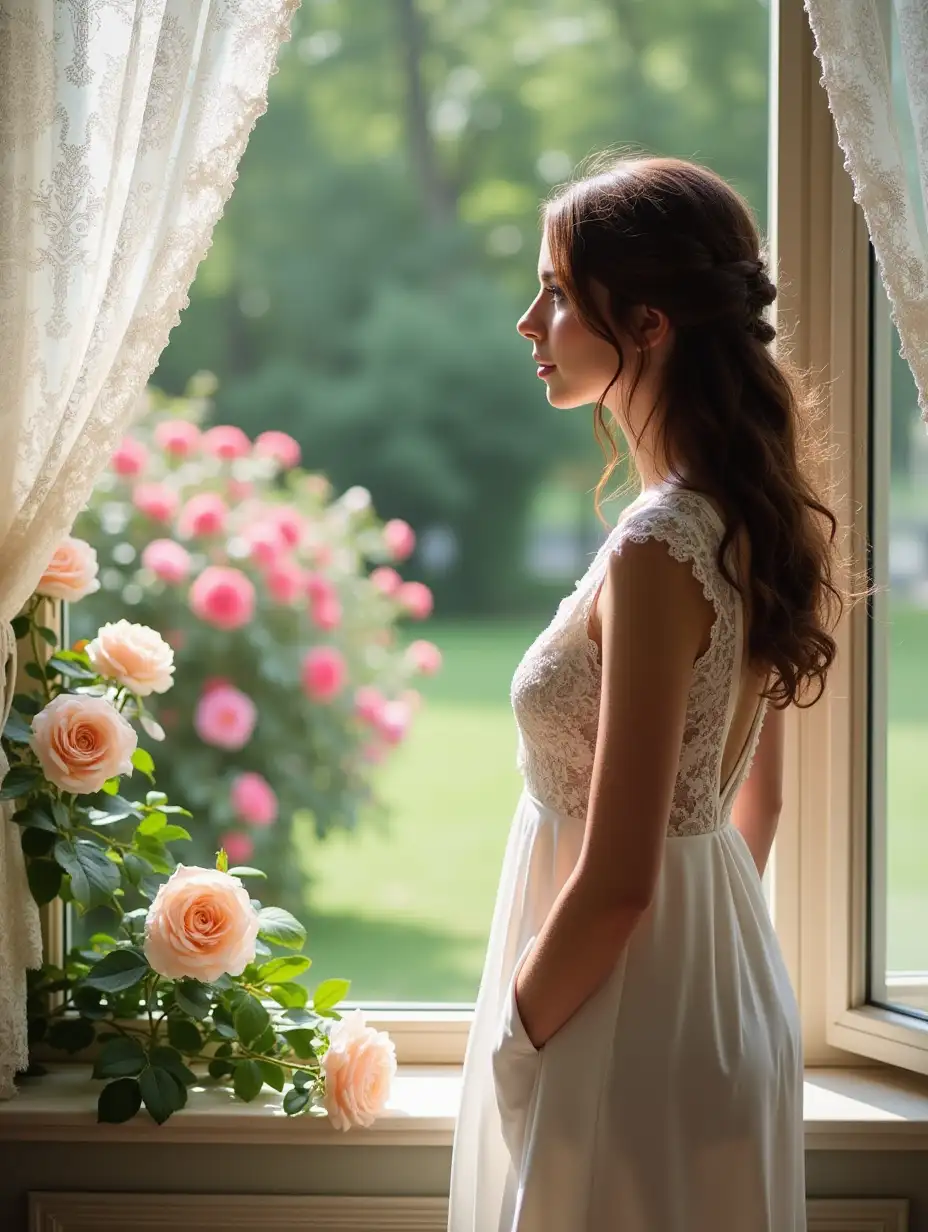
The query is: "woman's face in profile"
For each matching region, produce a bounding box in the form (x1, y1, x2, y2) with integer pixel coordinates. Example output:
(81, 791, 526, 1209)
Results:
(516, 232, 623, 412)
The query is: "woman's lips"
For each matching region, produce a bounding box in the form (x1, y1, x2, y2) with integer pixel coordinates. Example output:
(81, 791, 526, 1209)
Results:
(536, 364, 556, 379)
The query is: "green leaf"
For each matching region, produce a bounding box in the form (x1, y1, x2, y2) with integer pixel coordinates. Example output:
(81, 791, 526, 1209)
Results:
(47, 655, 97, 680)
(207, 1058, 233, 1080)
(258, 955, 311, 984)
(149, 1045, 196, 1087)
(83, 948, 149, 993)
(46, 1016, 96, 1053)
(252, 1023, 277, 1054)
(10, 615, 29, 640)
(145, 790, 168, 807)
(36, 625, 58, 647)
(292, 1069, 312, 1090)
(54, 838, 121, 907)
(139, 1065, 183, 1125)
(313, 978, 350, 1014)
(122, 852, 153, 886)
(101, 777, 120, 795)
(281, 1028, 316, 1060)
(3, 709, 33, 743)
(92, 1035, 146, 1079)
(131, 747, 155, 779)
(234, 994, 270, 1047)
(167, 1016, 202, 1054)
(158, 824, 191, 843)
(97, 1077, 142, 1124)
(268, 981, 309, 1010)
(87, 792, 140, 823)
(136, 811, 166, 836)
(133, 834, 175, 874)
(20, 826, 58, 858)
(159, 804, 193, 817)
(257, 1060, 285, 1092)
(283, 1086, 311, 1116)
(24, 661, 46, 682)
(173, 979, 212, 1021)
(0, 766, 41, 801)
(72, 986, 107, 1019)
(11, 804, 59, 833)
(27, 859, 62, 906)
(227, 865, 267, 878)
(256, 907, 306, 950)
(215, 848, 229, 873)
(138, 872, 168, 901)
(233, 1059, 264, 1103)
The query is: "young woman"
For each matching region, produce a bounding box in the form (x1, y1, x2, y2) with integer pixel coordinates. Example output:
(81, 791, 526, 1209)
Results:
(447, 155, 844, 1232)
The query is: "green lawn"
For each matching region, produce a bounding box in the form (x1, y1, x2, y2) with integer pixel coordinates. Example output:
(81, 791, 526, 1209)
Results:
(296, 620, 537, 1003)
(299, 604, 928, 1004)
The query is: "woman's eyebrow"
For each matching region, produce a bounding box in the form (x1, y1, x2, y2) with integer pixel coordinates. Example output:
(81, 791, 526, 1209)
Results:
(538, 268, 557, 284)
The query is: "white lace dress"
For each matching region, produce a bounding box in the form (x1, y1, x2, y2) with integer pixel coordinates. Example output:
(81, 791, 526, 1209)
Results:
(447, 483, 805, 1232)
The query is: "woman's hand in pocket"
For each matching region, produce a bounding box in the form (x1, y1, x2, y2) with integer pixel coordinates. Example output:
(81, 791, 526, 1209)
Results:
(491, 937, 541, 1162)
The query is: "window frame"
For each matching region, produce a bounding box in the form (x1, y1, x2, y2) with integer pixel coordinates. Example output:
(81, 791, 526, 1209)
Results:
(35, 0, 927, 1077)
(773, 0, 928, 1075)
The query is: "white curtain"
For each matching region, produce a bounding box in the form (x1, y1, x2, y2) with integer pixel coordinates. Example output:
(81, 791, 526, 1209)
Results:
(0, 0, 297, 1100)
(804, 0, 928, 423)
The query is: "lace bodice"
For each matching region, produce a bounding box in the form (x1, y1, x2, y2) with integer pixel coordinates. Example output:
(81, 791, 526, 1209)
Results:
(510, 485, 767, 836)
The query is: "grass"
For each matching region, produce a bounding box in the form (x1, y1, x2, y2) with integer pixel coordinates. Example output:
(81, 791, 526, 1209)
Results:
(300, 603, 928, 1005)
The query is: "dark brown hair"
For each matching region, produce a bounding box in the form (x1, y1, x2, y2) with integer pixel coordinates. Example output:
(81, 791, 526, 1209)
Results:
(544, 152, 852, 709)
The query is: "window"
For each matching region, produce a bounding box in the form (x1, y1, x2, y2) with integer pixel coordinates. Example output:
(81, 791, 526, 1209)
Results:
(37, 0, 774, 1072)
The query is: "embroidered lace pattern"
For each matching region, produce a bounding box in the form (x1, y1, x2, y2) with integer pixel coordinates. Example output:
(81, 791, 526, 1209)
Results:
(511, 489, 766, 836)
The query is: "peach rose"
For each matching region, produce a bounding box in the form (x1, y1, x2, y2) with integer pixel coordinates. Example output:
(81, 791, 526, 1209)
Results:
(143, 864, 260, 983)
(85, 620, 175, 697)
(321, 1009, 397, 1132)
(36, 537, 100, 602)
(31, 694, 137, 794)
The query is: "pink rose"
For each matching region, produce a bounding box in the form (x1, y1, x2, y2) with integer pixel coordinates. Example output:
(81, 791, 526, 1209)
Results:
(376, 698, 413, 746)
(354, 685, 385, 726)
(201, 424, 251, 461)
(141, 539, 192, 585)
(218, 831, 255, 866)
(265, 505, 304, 548)
(254, 431, 301, 469)
(383, 518, 416, 562)
(242, 521, 287, 569)
(227, 479, 255, 503)
(36, 537, 100, 602)
(321, 1009, 397, 1132)
(266, 559, 304, 605)
(397, 581, 433, 621)
(178, 492, 228, 539)
(305, 573, 336, 606)
(30, 693, 137, 794)
(154, 419, 201, 457)
(111, 436, 148, 477)
(189, 566, 256, 630)
(133, 482, 180, 524)
(369, 566, 402, 597)
(143, 864, 259, 982)
(311, 596, 342, 631)
(194, 685, 257, 750)
(301, 646, 346, 702)
(405, 639, 442, 676)
(85, 620, 175, 696)
(230, 772, 278, 827)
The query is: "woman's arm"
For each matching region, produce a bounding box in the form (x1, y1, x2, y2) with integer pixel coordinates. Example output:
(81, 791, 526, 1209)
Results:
(730, 701, 785, 879)
(513, 534, 714, 1049)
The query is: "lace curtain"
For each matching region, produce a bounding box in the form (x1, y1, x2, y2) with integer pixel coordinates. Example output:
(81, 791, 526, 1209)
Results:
(0, 0, 297, 1100)
(804, 0, 928, 423)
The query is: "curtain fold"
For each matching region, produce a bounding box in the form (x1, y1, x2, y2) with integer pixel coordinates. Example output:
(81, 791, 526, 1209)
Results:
(804, 0, 928, 422)
(0, 0, 298, 1100)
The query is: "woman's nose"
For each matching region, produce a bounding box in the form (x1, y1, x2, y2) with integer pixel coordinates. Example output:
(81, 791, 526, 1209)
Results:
(517, 302, 541, 340)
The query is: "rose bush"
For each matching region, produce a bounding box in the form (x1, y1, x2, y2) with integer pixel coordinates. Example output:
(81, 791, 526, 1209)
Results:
(70, 373, 443, 918)
(8, 551, 395, 1129)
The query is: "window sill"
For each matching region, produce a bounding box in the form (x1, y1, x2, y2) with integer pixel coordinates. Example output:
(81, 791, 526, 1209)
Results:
(3, 1063, 928, 1150)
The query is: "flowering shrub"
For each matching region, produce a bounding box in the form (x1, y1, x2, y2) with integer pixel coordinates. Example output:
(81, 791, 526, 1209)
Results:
(71, 374, 442, 917)
(9, 553, 396, 1127)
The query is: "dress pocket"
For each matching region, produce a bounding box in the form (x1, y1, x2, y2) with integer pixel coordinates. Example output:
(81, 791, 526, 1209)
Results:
(491, 935, 541, 1162)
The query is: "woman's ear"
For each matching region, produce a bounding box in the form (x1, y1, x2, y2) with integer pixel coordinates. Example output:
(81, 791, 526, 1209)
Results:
(637, 304, 673, 350)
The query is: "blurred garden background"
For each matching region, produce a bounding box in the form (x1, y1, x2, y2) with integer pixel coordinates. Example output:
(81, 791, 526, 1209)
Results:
(67, 0, 928, 1005)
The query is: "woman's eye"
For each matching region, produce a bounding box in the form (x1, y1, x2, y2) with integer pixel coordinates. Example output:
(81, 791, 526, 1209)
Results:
(546, 285, 565, 303)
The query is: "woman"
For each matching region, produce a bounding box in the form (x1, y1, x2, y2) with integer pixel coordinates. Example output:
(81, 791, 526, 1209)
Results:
(447, 154, 845, 1232)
